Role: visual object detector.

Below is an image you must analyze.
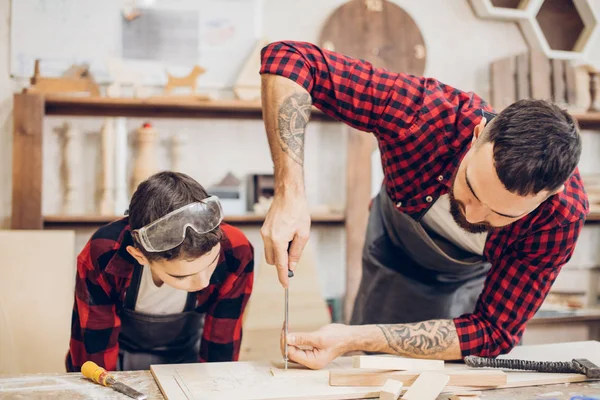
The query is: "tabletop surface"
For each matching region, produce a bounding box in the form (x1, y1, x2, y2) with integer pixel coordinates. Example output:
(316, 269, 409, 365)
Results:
(2, 370, 600, 400)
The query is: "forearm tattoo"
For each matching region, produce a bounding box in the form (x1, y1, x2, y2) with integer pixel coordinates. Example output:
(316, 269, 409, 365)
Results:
(377, 320, 458, 356)
(277, 92, 311, 166)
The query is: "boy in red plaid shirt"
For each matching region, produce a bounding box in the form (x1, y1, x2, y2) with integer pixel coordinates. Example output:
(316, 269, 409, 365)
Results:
(66, 171, 254, 372)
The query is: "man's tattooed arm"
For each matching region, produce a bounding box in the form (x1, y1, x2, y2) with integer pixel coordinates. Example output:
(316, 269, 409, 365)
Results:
(276, 92, 312, 166)
(377, 320, 461, 358)
(346, 320, 463, 360)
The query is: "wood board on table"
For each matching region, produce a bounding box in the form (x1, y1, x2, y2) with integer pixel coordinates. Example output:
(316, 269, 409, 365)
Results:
(151, 341, 600, 400)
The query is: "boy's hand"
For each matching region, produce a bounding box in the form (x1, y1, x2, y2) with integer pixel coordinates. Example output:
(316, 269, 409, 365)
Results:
(260, 194, 311, 287)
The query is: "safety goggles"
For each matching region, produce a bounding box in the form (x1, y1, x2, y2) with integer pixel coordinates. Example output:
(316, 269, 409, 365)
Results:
(132, 196, 224, 252)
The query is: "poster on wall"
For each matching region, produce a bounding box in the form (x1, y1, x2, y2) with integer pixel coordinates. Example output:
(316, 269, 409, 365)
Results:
(10, 0, 263, 89)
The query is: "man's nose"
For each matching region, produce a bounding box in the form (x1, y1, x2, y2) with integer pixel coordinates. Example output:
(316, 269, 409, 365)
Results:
(464, 203, 488, 223)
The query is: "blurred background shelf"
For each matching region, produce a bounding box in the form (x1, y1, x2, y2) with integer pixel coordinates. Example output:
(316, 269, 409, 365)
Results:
(43, 213, 346, 227)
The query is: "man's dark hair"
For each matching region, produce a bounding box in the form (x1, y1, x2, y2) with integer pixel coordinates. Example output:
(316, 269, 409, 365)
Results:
(480, 99, 582, 196)
(128, 171, 223, 262)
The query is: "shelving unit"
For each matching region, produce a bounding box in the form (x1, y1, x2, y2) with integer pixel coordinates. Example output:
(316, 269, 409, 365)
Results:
(11, 93, 600, 323)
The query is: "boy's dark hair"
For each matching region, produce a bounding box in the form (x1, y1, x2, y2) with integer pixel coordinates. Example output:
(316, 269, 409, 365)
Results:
(128, 171, 223, 262)
(480, 99, 582, 196)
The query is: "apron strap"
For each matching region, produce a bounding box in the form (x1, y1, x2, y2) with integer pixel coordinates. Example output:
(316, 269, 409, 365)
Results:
(183, 292, 197, 312)
(124, 263, 144, 310)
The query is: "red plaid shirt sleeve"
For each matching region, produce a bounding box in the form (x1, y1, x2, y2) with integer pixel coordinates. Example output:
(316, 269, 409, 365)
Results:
(199, 224, 254, 362)
(454, 219, 584, 356)
(66, 243, 121, 372)
(260, 40, 424, 138)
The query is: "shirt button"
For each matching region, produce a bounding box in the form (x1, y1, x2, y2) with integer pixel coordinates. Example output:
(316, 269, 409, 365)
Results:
(426, 196, 433, 203)
(437, 175, 444, 182)
(396, 201, 402, 208)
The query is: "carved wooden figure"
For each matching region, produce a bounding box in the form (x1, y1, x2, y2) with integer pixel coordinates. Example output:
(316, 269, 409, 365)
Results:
(98, 118, 116, 215)
(130, 122, 159, 195)
(164, 65, 206, 95)
(27, 59, 100, 96)
(55, 122, 80, 214)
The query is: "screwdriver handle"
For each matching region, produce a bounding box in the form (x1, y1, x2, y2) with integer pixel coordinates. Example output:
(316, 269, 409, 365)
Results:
(82, 361, 113, 386)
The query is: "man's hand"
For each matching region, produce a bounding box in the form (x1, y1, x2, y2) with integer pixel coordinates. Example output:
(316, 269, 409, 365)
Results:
(260, 74, 313, 288)
(280, 324, 356, 369)
(260, 194, 310, 287)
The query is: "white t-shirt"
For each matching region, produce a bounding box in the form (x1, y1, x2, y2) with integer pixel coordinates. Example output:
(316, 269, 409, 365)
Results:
(134, 265, 188, 314)
(420, 194, 487, 256)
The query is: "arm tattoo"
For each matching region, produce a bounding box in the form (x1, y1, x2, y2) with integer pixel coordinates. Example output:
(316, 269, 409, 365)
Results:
(377, 320, 458, 356)
(277, 92, 312, 166)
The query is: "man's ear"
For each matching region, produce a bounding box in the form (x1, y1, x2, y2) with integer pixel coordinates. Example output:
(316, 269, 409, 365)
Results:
(472, 117, 487, 145)
(126, 245, 149, 265)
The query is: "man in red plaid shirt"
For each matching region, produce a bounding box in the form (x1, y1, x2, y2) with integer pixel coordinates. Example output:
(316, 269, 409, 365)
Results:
(258, 41, 588, 368)
(66, 171, 254, 372)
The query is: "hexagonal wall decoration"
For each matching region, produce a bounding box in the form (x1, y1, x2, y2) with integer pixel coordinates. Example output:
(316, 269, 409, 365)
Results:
(470, 0, 535, 21)
(519, 0, 598, 60)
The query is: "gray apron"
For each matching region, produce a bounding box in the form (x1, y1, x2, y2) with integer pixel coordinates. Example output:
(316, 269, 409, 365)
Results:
(351, 186, 492, 325)
(117, 264, 205, 371)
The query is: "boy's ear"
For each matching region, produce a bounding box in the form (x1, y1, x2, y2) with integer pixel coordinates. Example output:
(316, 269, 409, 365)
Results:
(126, 245, 149, 265)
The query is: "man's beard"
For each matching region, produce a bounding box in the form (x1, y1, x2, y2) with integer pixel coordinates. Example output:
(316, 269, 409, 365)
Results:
(448, 188, 491, 234)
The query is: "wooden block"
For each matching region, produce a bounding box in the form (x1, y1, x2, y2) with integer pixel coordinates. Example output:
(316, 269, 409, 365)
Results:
(379, 379, 403, 400)
(353, 355, 444, 371)
(329, 369, 507, 387)
(400, 371, 449, 400)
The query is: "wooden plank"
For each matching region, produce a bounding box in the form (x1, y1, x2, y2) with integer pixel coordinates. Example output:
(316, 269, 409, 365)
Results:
(400, 372, 449, 400)
(530, 50, 552, 100)
(565, 60, 578, 106)
(344, 127, 377, 322)
(353, 355, 444, 371)
(515, 53, 530, 100)
(151, 361, 380, 400)
(11, 93, 44, 229)
(552, 58, 566, 105)
(329, 369, 507, 387)
(490, 56, 516, 110)
(379, 379, 403, 400)
(43, 95, 333, 121)
(0, 231, 75, 374)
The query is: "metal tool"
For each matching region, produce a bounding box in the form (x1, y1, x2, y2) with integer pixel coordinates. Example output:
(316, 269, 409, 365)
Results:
(81, 361, 147, 399)
(464, 356, 600, 379)
(284, 268, 294, 370)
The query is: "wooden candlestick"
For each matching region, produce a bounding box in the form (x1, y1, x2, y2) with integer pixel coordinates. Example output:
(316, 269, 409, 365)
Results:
(170, 134, 184, 172)
(589, 70, 600, 112)
(130, 122, 159, 195)
(98, 118, 116, 215)
(55, 122, 80, 214)
(114, 117, 129, 215)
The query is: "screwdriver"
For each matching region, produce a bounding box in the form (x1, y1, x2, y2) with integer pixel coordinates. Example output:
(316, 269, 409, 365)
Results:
(81, 361, 147, 400)
(284, 268, 294, 370)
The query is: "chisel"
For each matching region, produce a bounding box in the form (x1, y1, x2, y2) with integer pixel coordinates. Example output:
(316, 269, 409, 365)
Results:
(82, 361, 147, 400)
(284, 268, 294, 370)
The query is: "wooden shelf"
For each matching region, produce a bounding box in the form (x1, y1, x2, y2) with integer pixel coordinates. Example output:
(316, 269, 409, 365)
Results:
(43, 95, 333, 121)
(587, 212, 600, 222)
(573, 112, 600, 130)
(43, 213, 346, 228)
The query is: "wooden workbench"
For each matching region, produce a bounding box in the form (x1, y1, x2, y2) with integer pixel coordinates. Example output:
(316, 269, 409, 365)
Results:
(1, 370, 600, 400)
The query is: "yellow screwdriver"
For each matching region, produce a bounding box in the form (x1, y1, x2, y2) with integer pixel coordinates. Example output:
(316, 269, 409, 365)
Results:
(81, 361, 147, 400)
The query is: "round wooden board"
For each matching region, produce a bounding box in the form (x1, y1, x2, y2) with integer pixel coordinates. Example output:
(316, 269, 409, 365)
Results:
(319, 0, 427, 75)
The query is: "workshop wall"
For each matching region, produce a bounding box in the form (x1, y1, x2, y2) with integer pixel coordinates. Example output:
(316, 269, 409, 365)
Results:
(1, 0, 600, 303)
